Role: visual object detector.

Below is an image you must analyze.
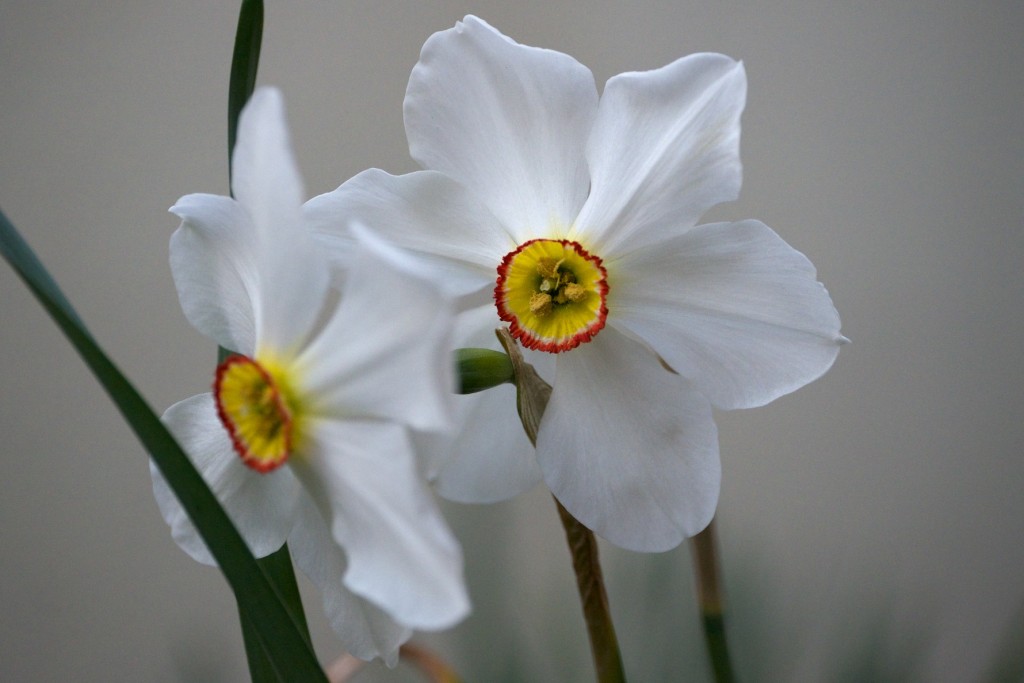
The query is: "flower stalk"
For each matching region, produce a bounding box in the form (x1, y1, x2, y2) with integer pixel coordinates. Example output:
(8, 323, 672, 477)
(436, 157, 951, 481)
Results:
(496, 328, 627, 683)
(554, 499, 627, 683)
(397, 643, 464, 683)
(326, 644, 463, 683)
(689, 519, 738, 683)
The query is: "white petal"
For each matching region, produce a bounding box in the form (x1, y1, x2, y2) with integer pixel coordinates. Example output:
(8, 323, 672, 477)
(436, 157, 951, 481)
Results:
(412, 303, 543, 502)
(288, 499, 411, 665)
(151, 393, 302, 565)
(231, 87, 305, 242)
(428, 382, 542, 503)
(298, 230, 457, 432)
(611, 220, 845, 410)
(305, 169, 507, 302)
(574, 54, 746, 256)
(536, 327, 720, 552)
(230, 87, 330, 354)
(405, 15, 597, 239)
(292, 419, 470, 630)
(169, 193, 258, 355)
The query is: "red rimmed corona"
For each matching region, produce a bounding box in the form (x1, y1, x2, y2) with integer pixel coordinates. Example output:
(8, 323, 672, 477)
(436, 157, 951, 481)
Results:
(214, 354, 298, 473)
(495, 238, 609, 353)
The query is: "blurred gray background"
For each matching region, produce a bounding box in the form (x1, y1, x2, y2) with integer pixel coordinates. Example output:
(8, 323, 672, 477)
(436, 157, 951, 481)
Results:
(2, 1, 1022, 681)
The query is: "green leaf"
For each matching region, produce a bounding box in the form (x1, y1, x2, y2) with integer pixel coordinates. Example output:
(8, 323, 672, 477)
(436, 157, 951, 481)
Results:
(0, 208, 326, 682)
(455, 347, 514, 394)
(239, 544, 314, 683)
(228, 0, 264, 181)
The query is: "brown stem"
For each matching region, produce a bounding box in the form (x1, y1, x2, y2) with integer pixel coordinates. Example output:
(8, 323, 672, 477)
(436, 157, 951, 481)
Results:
(325, 653, 364, 683)
(326, 644, 462, 683)
(399, 643, 463, 683)
(555, 498, 627, 683)
(496, 327, 627, 683)
(689, 519, 737, 683)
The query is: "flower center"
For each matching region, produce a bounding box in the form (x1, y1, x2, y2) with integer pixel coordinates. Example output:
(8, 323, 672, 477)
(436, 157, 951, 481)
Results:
(495, 239, 608, 353)
(214, 355, 298, 473)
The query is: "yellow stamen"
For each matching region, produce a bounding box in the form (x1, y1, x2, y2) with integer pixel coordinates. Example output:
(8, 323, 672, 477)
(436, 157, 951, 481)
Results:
(537, 257, 563, 280)
(530, 292, 554, 316)
(563, 283, 588, 302)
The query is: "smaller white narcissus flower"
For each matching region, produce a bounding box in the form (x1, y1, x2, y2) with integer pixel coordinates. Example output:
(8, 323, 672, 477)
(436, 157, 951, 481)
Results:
(151, 87, 469, 664)
(306, 17, 846, 553)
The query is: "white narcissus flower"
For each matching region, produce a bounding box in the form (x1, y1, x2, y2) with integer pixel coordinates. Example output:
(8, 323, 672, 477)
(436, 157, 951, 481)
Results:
(151, 87, 469, 664)
(306, 16, 846, 552)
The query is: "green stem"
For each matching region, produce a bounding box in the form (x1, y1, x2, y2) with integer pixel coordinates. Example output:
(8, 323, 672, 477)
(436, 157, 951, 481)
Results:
(495, 328, 627, 683)
(689, 519, 737, 683)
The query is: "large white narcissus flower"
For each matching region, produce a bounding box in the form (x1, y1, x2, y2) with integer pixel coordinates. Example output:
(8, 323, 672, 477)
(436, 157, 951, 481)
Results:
(306, 17, 845, 552)
(151, 87, 469, 664)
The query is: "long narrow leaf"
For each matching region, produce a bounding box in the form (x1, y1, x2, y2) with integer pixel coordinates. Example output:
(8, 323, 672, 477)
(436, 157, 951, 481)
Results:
(240, 611, 279, 683)
(239, 544, 314, 683)
(227, 0, 264, 181)
(0, 208, 326, 682)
